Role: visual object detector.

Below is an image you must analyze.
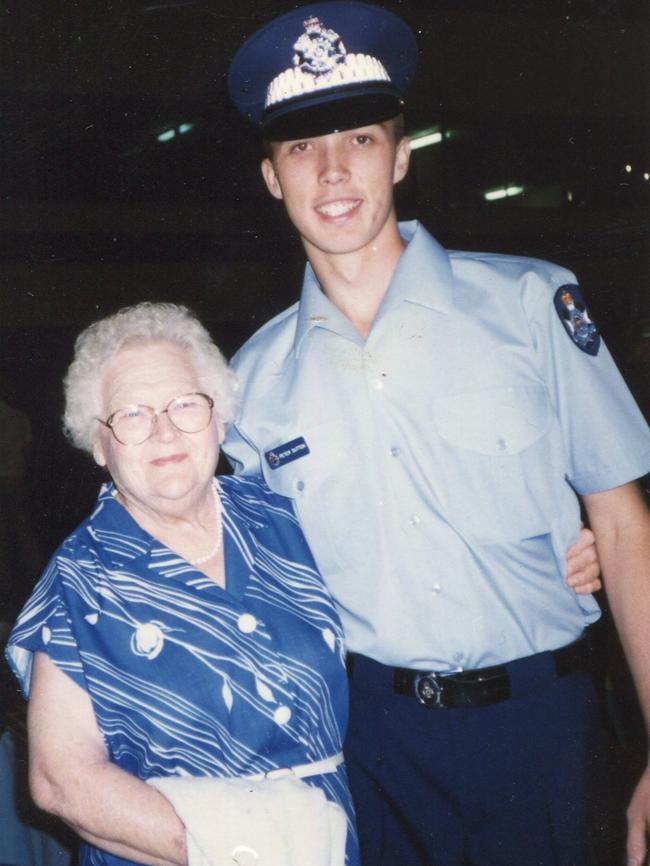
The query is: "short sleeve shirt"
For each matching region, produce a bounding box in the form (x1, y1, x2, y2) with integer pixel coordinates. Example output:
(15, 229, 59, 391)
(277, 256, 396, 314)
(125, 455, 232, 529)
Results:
(225, 221, 650, 670)
(6, 476, 358, 866)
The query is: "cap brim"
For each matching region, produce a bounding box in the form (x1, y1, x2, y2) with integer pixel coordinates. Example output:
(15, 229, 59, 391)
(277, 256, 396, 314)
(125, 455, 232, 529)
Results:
(263, 89, 402, 141)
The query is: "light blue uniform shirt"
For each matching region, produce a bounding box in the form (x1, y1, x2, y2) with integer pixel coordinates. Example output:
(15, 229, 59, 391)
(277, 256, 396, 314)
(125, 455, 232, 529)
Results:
(225, 221, 650, 671)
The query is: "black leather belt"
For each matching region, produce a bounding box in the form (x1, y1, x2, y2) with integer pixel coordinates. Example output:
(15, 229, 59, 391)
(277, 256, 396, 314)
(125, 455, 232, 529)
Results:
(349, 629, 597, 710)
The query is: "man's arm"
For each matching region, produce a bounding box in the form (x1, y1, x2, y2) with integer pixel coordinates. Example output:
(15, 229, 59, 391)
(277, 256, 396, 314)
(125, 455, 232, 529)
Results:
(582, 480, 650, 866)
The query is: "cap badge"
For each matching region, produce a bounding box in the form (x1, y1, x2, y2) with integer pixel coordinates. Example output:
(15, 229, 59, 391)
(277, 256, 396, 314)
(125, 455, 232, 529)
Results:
(293, 17, 346, 76)
(264, 15, 392, 112)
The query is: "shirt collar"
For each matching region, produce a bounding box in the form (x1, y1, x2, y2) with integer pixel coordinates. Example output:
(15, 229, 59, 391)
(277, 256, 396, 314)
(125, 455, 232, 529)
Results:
(90, 478, 268, 580)
(294, 262, 361, 352)
(89, 482, 161, 570)
(386, 220, 454, 314)
(293, 220, 453, 354)
(90, 483, 211, 581)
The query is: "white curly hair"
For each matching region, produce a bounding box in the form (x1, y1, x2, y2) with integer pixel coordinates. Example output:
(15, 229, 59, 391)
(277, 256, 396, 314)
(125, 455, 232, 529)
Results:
(63, 302, 239, 453)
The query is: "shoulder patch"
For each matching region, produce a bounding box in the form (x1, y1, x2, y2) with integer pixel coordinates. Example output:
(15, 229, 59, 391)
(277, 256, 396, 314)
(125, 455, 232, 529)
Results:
(553, 284, 600, 356)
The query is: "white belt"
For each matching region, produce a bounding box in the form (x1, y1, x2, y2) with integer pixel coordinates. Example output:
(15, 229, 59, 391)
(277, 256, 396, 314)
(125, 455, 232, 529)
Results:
(247, 751, 344, 782)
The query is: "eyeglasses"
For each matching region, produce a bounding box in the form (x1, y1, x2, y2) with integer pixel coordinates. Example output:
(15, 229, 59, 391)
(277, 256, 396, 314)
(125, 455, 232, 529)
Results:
(98, 392, 215, 446)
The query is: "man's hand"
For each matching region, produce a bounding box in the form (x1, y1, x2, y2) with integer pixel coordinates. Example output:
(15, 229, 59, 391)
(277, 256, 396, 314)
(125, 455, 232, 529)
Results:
(565, 523, 602, 594)
(627, 764, 650, 865)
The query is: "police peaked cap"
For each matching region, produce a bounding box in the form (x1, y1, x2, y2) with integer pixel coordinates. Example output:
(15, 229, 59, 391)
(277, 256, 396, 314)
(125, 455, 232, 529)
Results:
(228, 1, 418, 141)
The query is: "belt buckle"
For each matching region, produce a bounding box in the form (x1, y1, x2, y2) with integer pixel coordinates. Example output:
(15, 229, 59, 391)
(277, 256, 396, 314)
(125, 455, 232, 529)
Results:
(414, 672, 445, 708)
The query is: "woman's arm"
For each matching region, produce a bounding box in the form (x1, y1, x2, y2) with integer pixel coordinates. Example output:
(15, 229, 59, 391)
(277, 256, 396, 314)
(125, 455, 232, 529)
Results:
(28, 651, 188, 866)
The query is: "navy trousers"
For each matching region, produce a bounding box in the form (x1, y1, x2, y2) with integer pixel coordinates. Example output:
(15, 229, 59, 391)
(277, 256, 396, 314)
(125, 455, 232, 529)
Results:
(344, 650, 610, 866)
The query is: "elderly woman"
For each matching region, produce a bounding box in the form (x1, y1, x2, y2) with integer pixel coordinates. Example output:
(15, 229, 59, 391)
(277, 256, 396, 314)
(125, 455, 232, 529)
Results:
(6, 303, 354, 866)
(5, 302, 599, 866)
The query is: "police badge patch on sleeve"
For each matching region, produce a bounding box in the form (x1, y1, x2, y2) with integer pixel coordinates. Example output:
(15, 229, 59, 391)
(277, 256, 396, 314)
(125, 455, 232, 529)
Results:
(553, 284, 600, 356)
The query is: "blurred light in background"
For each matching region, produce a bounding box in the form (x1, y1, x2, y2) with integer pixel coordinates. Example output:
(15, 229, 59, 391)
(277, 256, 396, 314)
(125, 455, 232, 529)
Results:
(410, 129, 443, 151)
(484, 185, 525, 201)
(157, 123, 194, 143)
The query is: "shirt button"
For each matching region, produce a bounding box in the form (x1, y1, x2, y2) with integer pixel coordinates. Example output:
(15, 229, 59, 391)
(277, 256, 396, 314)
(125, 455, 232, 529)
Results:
(497, 437, 508, 451)
(295, 480, 305, 492)
(273, 706, 292, 725)
(431, 583, 442, 596)
(371, 378, 384, 390)
(237, 613, 257, 634)
(409, 514, 421, 527)
(231, 845, 259, 866)
(390, 446, 401, 458)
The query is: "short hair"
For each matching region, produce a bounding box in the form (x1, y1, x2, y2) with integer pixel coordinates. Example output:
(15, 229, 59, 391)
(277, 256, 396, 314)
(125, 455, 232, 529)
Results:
(63, 302, 239, 453)
(391, 113, 405, 143)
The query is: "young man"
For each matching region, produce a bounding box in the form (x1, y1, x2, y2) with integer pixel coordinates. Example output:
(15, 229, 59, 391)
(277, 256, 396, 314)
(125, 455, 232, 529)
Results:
(225, 3, 650, 864)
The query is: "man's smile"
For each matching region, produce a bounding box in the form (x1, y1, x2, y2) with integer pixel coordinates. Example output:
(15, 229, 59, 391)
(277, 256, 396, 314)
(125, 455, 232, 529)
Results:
(315, 199, 362, 218)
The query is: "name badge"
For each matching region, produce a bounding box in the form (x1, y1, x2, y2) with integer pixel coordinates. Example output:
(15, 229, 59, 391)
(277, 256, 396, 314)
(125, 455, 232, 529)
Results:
(265, 437, 310, 470)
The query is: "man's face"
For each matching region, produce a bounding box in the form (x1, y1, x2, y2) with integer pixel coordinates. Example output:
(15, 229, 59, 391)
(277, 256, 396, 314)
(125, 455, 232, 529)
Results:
(260, 121, 410, 260)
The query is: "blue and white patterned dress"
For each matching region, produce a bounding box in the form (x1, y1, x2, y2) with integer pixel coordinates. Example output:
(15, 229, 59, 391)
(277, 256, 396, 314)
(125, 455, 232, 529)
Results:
(6, 475, 358, 866)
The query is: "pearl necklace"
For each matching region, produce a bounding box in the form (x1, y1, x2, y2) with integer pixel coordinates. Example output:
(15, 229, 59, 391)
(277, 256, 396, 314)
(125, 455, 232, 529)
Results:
(188, 480, 223, 566)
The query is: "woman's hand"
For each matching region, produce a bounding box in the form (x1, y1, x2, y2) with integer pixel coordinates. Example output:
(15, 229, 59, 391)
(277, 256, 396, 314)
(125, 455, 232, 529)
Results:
(565, 523, 602, 595)
(28, 652, 187, 866)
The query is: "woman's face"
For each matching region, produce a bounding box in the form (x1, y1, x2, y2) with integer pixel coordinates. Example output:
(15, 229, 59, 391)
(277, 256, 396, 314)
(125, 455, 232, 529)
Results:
(93, 341, 222, 515)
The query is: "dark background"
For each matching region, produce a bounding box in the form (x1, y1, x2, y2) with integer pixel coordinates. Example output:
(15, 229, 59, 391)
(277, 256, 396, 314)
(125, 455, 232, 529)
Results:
(1, 0, 648, 857)
(1, 0, 648, 544)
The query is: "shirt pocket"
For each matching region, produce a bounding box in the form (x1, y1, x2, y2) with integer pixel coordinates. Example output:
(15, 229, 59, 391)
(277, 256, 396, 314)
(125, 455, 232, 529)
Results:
(432, 385, 554, 542)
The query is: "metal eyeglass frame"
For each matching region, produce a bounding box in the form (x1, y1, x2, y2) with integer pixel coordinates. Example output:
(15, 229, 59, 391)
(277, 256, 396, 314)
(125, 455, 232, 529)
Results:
(96, 392, 214, 445)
